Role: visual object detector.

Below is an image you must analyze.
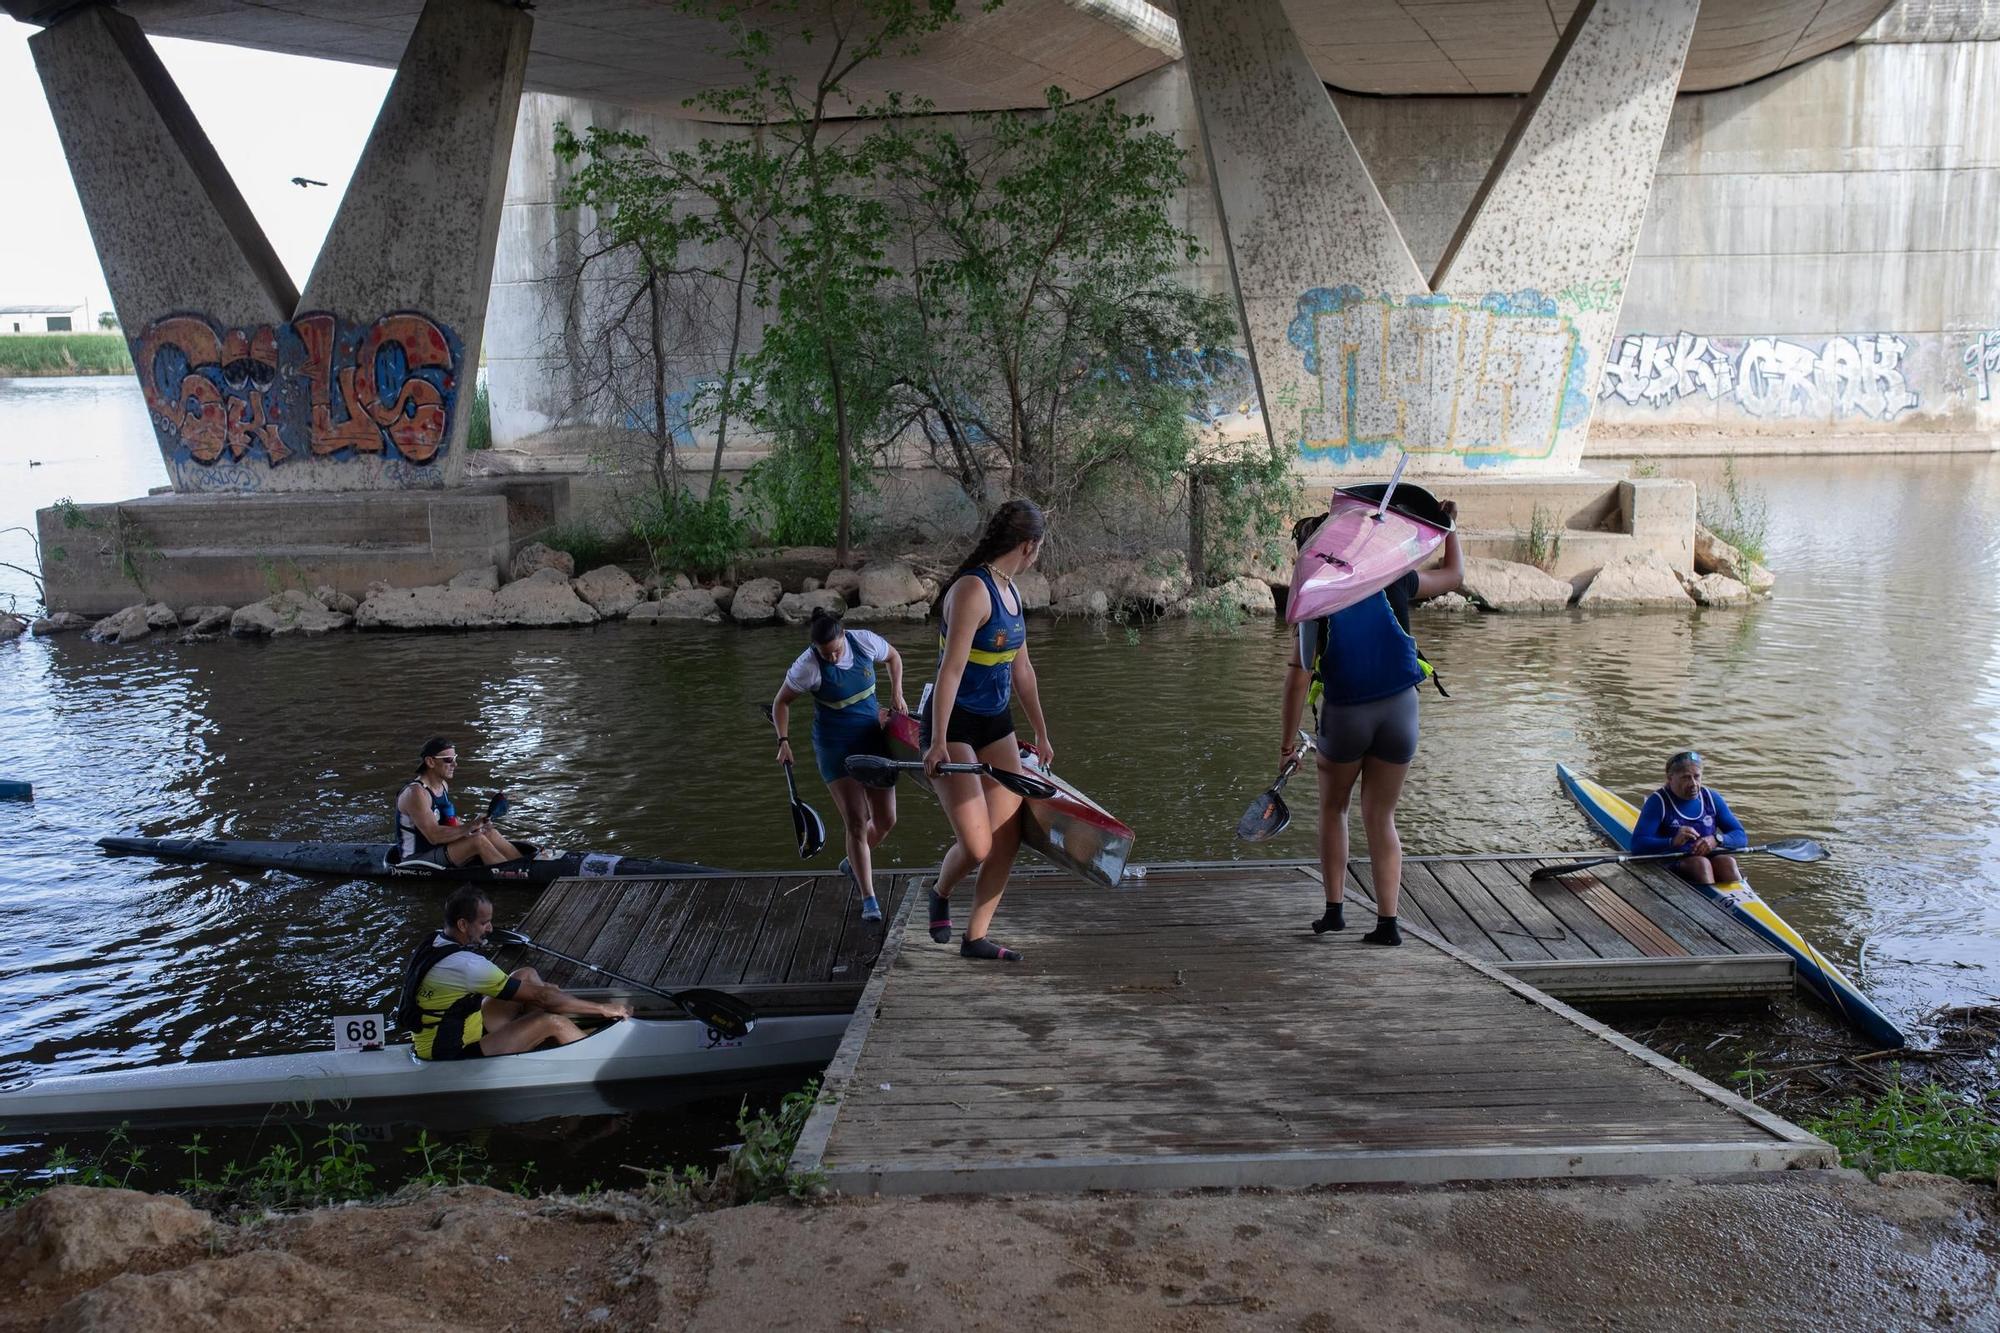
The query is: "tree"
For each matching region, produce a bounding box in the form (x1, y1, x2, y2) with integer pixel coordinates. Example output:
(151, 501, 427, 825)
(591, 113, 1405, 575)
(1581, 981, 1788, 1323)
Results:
(97, 311, 118, 331)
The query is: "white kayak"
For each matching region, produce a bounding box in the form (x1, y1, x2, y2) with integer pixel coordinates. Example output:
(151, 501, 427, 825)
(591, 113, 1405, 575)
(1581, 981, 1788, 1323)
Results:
(0, 1012, 852, 1129)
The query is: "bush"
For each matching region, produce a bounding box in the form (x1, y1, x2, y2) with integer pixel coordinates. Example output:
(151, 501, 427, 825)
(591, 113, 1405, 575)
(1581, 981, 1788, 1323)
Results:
(742, 434, 856, 549)
(636, 1080, 827, 1209)
(1518, 503, 1563, 572)
(625, 483, 747, 579)
(1805, 1079, 2000, 1181)
(1698, 455, 1769, 565)
(541, 517, 628, 573)
(466, 375, 492, 450)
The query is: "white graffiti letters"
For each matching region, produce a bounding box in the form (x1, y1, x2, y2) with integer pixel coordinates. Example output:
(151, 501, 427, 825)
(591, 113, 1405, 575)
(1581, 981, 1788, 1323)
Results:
(1600, 333, 1733, 407)
(1602, 332, 1917, 421)
(1962, 331, 2000, 401)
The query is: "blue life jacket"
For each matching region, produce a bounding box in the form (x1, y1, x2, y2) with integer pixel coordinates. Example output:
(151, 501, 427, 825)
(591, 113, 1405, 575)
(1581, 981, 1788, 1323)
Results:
(939, 568, 1025, 717)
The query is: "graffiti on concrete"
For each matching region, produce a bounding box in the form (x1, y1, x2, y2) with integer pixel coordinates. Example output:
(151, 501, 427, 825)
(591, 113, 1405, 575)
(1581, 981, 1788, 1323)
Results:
(1962, 331, 2000, 401)
(1137, 347, 1259, 429)
(1601, 332, 1919, 420)
(1285, 287, 1589, 465)
(135, 311, 463, 468)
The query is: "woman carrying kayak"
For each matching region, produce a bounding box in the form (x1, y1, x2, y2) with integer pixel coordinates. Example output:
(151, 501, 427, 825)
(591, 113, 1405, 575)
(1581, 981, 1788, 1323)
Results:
(1278, 497, 1461, 944)
(921, 498, 1052, 962)
(1632, 750, 1747, 884)
(395, 737, 525, 871)
(772, 608, 910, 921)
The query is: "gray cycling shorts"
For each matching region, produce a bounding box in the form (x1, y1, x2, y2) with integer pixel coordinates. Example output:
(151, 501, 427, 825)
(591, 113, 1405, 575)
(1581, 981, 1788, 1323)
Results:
(1316, 686, 1420, 765)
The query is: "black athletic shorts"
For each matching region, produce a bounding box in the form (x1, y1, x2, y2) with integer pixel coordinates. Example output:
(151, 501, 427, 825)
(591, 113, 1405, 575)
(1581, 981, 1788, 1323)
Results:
(919, 700, 1016, 754)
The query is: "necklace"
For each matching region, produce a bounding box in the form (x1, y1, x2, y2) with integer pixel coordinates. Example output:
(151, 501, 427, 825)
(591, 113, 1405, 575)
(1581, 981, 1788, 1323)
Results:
(983, 562, 1015, 587)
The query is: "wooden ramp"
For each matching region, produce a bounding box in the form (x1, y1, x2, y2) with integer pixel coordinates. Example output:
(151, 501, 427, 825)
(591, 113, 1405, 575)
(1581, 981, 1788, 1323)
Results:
(511, 871, 922, 1013)
(793, 863, 1831, 1196)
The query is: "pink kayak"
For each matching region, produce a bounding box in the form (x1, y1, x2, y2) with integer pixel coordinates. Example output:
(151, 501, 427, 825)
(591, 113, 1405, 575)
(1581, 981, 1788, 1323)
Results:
(1285, 482, 1453, 624)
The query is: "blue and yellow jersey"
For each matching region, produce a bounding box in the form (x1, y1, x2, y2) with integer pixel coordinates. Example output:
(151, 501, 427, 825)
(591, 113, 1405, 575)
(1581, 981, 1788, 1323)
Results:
(939, 567, 1026, 717)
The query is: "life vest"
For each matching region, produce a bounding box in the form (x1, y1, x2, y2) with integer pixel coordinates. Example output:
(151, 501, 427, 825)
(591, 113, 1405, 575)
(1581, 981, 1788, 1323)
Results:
(394, 934, 480, 1038)
(392, 779, 457, 864)
(1306, 577, 1447, 713)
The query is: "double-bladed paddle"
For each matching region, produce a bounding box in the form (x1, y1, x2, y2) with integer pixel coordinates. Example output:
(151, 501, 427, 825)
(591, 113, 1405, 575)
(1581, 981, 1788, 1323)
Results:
(1527, 837, 1827, 882)
(1237, 733, 1315, 843)
(843, 753, 1059, 802)
(760, 704, 827, 858)
(492, 928, 757, 1040)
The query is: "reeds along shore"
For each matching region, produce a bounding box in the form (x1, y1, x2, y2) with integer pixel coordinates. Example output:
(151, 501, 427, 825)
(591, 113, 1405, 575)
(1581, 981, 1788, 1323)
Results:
(0, 333, 132, 377)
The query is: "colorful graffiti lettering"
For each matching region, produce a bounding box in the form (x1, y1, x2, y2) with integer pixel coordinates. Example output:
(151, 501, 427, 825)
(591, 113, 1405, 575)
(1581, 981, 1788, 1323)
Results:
(1555, 277, 1624, 314)
(1285, 287, 1589, 464)
(1601, 332, 1918, 420)
(1963, 331, 2000, 401)
(135, 311, 462, 467)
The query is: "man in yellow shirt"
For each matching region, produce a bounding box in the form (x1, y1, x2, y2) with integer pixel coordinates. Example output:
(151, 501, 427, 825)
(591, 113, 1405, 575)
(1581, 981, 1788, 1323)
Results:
(397, 886, 630, 1060)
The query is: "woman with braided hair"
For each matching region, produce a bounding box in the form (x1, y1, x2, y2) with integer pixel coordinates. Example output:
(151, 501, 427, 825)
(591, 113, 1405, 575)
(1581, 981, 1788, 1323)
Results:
(919, 499, 1052, 962)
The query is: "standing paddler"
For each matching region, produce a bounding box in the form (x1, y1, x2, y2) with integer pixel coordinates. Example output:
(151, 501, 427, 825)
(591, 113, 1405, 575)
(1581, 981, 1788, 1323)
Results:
(920, 499, 1052, 962)
(772, 608, 910, 921)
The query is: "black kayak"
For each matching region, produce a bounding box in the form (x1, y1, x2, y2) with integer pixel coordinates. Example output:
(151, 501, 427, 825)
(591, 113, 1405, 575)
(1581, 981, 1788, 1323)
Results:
(97, 836, 719, 884)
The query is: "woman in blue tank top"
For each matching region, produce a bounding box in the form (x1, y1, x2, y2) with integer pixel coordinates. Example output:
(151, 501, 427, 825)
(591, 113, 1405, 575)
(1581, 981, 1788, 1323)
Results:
(919, 499, 1051, 963)
(771, 609, 910, 922)
(1277, 493, 1461, 945)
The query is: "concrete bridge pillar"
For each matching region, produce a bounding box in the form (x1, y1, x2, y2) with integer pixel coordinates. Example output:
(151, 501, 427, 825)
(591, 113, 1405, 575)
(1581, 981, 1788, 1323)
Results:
(1179, 0, 1698, 477)
(29, 0, 531, 493)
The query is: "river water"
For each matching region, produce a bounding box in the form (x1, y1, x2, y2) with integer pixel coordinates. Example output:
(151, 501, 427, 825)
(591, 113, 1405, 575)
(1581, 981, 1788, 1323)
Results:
(3, 376, 1997, 1184)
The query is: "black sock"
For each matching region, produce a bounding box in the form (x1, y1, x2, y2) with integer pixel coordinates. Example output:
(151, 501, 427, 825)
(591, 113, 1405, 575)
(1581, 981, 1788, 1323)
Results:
(1363, 916, 1401, 946)
(927, 887, 953, 944)
(1312, 901, 1346, 934)
(960, 936, 1022, 962)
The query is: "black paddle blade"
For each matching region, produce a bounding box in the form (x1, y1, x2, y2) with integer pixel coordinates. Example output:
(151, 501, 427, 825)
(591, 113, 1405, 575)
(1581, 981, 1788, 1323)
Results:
(1763, 837, 1827, 863)
(1528, 860, 1599, 882)
(792, 800, 826, 858)
(843, 754, 901, 788)
(988, 766, 1060, 802)
(672, 987, 758, 1041)
(1236, 791, 1291, 843)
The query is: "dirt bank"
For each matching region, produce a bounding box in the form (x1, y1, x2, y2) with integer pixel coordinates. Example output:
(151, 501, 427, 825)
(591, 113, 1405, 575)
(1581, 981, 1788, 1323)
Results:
(4, 1171, 1995, 1332)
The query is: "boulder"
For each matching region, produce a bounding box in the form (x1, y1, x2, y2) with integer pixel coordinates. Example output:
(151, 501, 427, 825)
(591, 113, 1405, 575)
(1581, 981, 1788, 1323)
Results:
(355, 584, 500, 630)
(493, 566, 599, 626)
(188, 606, 234, 635)
(0, 612, 25, 640)
(1189, 575, 1277, 618)
(0, 1186, 209, 1286)
(711, 584, 735, 610)
(1415, 590, 1475, 613)
(364, 579, 394, 601)
(31, 610, 91, 636)
(1054, 588, 1111, 619)
(571, 565, 645, 618)
(1461, 557, 1575, 613)
(1575, 552, 1696, 609)
(448, 565, 501, 593)
(1682, 572, 1753, 607)
(86, 604, 154, 644)
(1116, 551, 1192, 616)
(311, 585, 358, 615)
(801, 576, 821, 593)
(824, 568, 862, 604)
(178, 604, 231, 627)
(777, 589, 848, 626)
(1694, 523, 1776, 595)
(858, 560, 926, 610)
(1014, 568, 1051, 612)
(143, 602, 178, 630)
(737, 546, 841, 591)
(507, 541, 574, 582)
(644, 570, 695, 594)
(231, 590, 353, 637)
(629, 588, 724, 624)
(729, 578, 784, 625)
(843, 600, 929, 624)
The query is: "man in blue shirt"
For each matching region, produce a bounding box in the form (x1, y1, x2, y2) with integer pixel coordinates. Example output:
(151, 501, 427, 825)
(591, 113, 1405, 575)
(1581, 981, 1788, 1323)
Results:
(1631, 750, 1748, 885)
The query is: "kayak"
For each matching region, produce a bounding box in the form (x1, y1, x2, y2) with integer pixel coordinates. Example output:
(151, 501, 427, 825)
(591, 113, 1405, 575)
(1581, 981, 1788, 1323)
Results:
(97, 836, 718, 884)
(885, 713, 1137, 888)
(1286, 482, 1452, 624)
(0, 1011, 853, 1130)
(1557, 764, 1905, 1048)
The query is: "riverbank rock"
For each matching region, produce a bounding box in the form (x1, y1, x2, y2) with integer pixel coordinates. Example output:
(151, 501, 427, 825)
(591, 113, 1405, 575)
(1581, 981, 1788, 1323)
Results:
(0, 1187, 209, 1286)
(1054, 586, 1111, 619)
(86, 604, 154, 644)
(508, 542, 574, 582)
(1683, 572, 1753, 607)
(843, 600, 929, 624)
(710, 583, 735, 610)
(144, 602, 178, 631)
(1187, 576, 1277, 619)
(571, 565, 644, 618)
(1015, 568, 1051, 612)
(231, 590, 353, 637)
(0, 612, 24, 640)
(448, 566, 501, 593)
(31, 611, 90, 636)
(1694, 523, 1776, 594)
(629, 588, 723, 623)
(355, 584, 499, 630)
(729, 578, 783, 625)
(824, 568, 862, 604)
(312, 585, 358, 615)
(1576, 553, 1696, 609)
(178, 604, 231, 628)
(1461, 558, 1574, 613)
(1416, 591, 1475, 613)
(859, 560, 926, 609)
(777, 589, 847, 626)
(494, 567, 598, 626)
(738, 546, 841, 590)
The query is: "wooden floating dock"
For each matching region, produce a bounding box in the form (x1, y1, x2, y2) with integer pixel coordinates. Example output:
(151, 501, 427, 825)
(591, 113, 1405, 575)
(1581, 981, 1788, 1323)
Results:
(791, 862, 1832, 1196)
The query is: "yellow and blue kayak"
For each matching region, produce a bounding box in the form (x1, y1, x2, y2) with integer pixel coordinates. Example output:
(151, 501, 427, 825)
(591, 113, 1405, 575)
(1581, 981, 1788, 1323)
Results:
(1556, 764, 1904, 1048)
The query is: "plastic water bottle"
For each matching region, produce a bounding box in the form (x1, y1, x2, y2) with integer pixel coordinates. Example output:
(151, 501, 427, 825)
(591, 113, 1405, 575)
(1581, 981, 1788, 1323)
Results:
(1123, 864, 1148, 888)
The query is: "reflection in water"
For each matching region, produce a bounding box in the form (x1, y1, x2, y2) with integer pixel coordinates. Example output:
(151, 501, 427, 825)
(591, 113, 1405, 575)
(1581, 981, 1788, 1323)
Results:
(3, 377, 1999, 1178)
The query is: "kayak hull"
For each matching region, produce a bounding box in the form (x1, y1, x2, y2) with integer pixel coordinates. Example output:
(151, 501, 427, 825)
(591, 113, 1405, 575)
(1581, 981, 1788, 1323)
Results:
(0, 1013, 852, 1130)
(97, 836, 719, 884)
(1286, 485, 1450, 625)
(885, 714, 1136, 888)
(1556, 764, 1904, 1048)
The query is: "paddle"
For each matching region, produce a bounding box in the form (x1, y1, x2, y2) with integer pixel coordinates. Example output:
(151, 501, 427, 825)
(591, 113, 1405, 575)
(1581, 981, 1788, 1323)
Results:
(843, 754, 1060, 802)
(1370, 449, 1410, 522)
(759, 704, 827, 858)
(1528, 837, 1827, 882)
(1237, 732, 1315, 843)
(491, 928, 757, 1039)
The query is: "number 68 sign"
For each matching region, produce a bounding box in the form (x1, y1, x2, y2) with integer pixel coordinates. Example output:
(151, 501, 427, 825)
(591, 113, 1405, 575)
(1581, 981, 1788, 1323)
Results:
(333, 1014, 388, 1052)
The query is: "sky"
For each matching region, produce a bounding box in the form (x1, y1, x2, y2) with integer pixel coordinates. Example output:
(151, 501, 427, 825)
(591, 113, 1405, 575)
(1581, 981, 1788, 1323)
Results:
(0, 18, 392, 322)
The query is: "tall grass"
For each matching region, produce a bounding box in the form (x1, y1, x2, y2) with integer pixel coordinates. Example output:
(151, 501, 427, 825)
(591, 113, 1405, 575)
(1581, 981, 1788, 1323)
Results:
(466, 375, 492, 449)
(1698, 456, 1770, 565)
(1517, 503, 1563, 572)
(0, 333, 132, 377)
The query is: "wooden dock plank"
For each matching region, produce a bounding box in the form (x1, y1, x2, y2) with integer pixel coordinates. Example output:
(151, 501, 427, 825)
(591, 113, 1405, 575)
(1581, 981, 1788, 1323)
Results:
(788, 873, 858, 984)
(739, 874, 819, 985)
(651, 878, 754, 989)
(1427, 861, 1558, 963)
(605, 880, 697, 979)
(1496, 861, 1647, 960)
(1630, 865, 1775, 955)
(697, 879, 781, 986)
(1462, 861, 1596, 961)
(1591, 865, 1733, 956)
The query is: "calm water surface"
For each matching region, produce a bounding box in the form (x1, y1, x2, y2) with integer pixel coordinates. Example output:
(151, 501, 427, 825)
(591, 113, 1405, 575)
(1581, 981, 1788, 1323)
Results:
(3, 377, 1997, 1180)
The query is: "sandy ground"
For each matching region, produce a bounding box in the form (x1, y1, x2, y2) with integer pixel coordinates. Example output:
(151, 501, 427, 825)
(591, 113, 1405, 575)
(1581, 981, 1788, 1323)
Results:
(4, 1171, 1997, 1332)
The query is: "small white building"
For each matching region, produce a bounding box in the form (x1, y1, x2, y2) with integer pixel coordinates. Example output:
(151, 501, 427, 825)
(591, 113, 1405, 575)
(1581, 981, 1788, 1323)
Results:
(1, 304, 89, 334)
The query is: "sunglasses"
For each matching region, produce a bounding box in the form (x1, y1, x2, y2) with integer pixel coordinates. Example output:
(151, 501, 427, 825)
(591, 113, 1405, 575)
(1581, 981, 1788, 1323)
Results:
(435, 756, 459, 765)
(1667, 750, 1702, 770)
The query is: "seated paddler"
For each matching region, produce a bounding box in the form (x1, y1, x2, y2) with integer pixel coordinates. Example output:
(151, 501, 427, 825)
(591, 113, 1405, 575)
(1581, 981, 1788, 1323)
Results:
(395, 736, 525, 871)
(397, 886, 631, 1060)
(1632, 750, 1747, 885)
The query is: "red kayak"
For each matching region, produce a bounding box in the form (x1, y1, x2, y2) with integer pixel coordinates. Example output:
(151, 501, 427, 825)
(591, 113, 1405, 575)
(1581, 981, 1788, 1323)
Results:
(1285, 482, 1452, 624)
(885, 713, 1136, 888)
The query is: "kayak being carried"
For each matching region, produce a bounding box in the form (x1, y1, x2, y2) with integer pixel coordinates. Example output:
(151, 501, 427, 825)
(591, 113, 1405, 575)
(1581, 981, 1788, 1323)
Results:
(1286, 478, 1454, 625)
